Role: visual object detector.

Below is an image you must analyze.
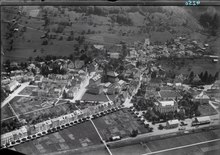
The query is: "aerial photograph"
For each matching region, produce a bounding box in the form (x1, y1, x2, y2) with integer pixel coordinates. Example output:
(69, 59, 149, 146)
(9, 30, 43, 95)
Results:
(1, 3, 220, 155)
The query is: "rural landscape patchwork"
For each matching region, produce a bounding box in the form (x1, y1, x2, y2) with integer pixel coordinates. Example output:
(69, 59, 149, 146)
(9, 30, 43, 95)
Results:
(1, 4, 220, 155)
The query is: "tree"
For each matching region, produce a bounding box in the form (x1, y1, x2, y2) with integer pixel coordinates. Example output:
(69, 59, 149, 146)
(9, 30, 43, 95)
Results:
(63, 90, 67, 99)
(151, 71, 157, 79)
(158, 124, 164, 130)
(201, 71, 208, 83)
(188, 71, 194, 83)
(130, 129, 138, 137)
(214, 72, 219, 80)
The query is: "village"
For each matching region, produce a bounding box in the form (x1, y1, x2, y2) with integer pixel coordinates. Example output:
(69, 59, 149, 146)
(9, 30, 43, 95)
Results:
(1, 33, 220, 153)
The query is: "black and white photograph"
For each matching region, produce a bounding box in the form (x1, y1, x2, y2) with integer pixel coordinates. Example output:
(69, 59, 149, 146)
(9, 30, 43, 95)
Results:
(1, 1, 220, 155)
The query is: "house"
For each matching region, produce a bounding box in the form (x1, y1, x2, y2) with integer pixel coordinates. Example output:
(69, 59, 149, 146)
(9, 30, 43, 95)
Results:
(154, 100, 178, 114)
(166, 119, 179, 129)
(87, 84, 103, 95)
(194, 93, 210, 104)
(66, 87, 78, 99)
(6, 80, 20, 92)
(107, 71, 119, 83)
(90, 74, 102, 85)
(1, 78, 10, 85)
(94, 44, 104, 50)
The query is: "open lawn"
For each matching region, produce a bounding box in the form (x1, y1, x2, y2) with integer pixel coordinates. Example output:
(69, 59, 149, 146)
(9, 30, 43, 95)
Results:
(13, 121, 102, 155)
(81, 92, 109, 102)
(10, 96, 57, 115)
(1, 104, 15, 120)
(198, 103, 218, 116)
(18, 86, 37, 96)
(93, 109, 147, 141)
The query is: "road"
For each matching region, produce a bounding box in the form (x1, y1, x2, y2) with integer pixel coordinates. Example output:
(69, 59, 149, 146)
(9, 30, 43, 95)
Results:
(90, 119, 112, 155)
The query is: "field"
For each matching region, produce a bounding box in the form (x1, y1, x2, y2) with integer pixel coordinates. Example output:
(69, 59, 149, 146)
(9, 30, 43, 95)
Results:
(18, 86, 37, 96)
(1, 104, 15, 120)
(10, 96, 57, 115)
(13, 121, 102, 155)
(198, 103, 218, 116)
(20, 101, 78, 124)
(107, 94, 117, 101)
(81, 92, 109, 102)
(93, 109, 147, 141)
(110, 129, 220, 155)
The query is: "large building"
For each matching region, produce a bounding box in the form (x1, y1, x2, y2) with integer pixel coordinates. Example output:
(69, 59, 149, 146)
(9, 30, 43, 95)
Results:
(6, 80, 20, 93)
(154, 100, 178, 114)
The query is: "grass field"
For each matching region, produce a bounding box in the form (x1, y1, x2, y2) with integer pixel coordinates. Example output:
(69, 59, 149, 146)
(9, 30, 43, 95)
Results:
(93, 109, 147, 141)
(13, 121, 102, 155)
(159, 57, 219, 76)
(81, 92, 109, 102)
(18, 86, 37, 96)
(10, 96, 57, 115)
(110, 129, 220, 155)
(198, 103, 218, 116)
(154, 141, 220, 155)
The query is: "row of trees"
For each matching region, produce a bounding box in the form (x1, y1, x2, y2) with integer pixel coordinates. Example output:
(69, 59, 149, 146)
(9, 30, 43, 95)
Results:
(187, 71, 219, 85)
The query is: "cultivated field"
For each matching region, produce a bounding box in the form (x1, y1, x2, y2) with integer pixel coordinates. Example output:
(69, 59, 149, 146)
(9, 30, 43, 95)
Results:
(81, 92, 109, 102)
(1, 104, 15, 120)
(10, 96, 57, 115)
(93, 109, 147, 141)
(18, 86, 37, 96)
(20, 101, 78, 124)
(198, 103, 218, 116)
(13, 121, 102, 155)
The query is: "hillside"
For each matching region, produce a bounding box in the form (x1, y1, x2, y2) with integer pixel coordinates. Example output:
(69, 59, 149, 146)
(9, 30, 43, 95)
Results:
(1, 6, 220, 62)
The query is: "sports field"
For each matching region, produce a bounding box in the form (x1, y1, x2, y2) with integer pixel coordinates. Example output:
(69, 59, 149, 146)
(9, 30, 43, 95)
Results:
(93, 109, 147, 141)
(13, 121, 102, 155)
